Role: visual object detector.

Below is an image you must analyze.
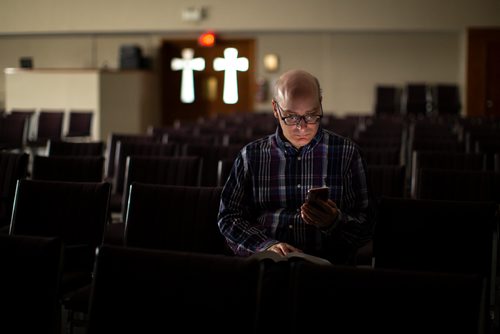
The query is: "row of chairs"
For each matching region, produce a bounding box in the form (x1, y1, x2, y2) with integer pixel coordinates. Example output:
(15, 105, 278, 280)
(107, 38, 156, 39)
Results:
(2, 235, 488, 334)
(0, 109, 93, 151)
(374, 83, 461, 116)
(1, 179, 498, 333)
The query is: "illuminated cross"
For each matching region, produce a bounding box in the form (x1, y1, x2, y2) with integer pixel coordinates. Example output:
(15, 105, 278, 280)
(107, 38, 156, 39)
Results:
(171, 48, 205, 103)
(213, 47, 249, 104)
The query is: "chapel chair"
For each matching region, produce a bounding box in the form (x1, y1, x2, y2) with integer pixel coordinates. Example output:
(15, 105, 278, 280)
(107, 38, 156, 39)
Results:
(124, 183, 226, 254)
(110, 141, 177, 214)
(65, 110, 93, 138)
(48, 139, 105, 157)
(0, 234, 64, 334)
(8, 179, 111, 334)
(0, 152, 29, 231)
(86, 245, 262, 334)
(410, 151, 486, 198)
(414, 169, 500, 202)
(287, 261, 486, 334)
(31, 155, 105, 182)
(373, 196, 499, 328)
(26, 110, 64, 148)
(181, 143, 242, 186)
(120, 155, 202, 221)
(103, 133, 157, 182)
(66, 181, 224, 332)
(0, 114, 29, 150)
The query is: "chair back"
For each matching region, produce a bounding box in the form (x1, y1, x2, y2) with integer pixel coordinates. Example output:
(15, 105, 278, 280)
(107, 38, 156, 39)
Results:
(0, 152, 28, 228)
(10, 179, 111, 293)
(288, 262, 485, 334)
(121, 156, 202, 220)
(0, 234, 63, 334)
(104, 133, 157, 180)
(87, 245, 261, 334)
(48, 140, 104, 157)
(32, 155, 104, 182)
(36, 111, 64, 142)
(373, 197, 498, 313)
(124, 183, 226, 254)
(66, 111, 93, 137)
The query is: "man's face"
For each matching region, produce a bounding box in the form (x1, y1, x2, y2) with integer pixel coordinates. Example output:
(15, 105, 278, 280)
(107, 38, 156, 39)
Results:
(273, 95, 322, 149)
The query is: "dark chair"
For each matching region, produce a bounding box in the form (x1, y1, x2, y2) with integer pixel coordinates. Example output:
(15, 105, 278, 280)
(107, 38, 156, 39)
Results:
(121, 156, 202, 220)
(414, 169, 500, 202)
(288, 261, 486, 334)
(27, 110, 64, 147)
(8, 109, 35, 137)
(361, 148, 402, 166)
(86, 245, 261, 334)
(0, 115, 28, 150)
(32, 155, 104, 182)
(9, 179, 111, 296)
(403, 83, 432, 116)
(0, 234, 64, 334)
(433, 84, 461, 115)
(104, 133, 157, 183)
(71, 182, 225, 327)
(181, 143, 242, 186)
(475, 139, 500, 171)
(374, 85, 401, 115)
(0, 152, 29, 230)
(66, 110, 93, 138)
(124, 183, 226, 254)
(111, 141, 177, 214)
(366, 165, 406, 199)
(373, 197, 498, 321)
(48, 140, 105, 157)
(410, 151, 486, 198)
(8, 179, 111, 334)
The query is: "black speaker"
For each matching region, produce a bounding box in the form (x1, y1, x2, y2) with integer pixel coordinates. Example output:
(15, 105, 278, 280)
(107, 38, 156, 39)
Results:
(20, 57, 33, 68)
(119, 45, 143, 69)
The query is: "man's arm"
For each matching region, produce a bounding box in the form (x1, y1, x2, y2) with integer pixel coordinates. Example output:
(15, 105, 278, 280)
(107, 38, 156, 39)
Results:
(217, 152, 278, 256)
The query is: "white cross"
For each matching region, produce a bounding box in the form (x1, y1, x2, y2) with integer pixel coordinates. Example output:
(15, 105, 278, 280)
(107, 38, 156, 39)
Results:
(213, 47, 249, 104)
(171, 48, 205, 103)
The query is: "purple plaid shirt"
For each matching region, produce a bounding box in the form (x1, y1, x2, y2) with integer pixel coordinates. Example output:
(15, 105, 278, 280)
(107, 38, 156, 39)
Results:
(217, 126, 371, 262)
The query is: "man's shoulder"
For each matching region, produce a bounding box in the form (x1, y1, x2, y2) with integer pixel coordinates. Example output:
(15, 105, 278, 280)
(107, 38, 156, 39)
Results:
(243, 134, 275, 151)
(322, 128, 359, 149)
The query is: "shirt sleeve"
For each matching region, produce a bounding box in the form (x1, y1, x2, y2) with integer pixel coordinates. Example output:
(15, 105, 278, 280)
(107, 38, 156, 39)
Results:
(321, 145, 374, 255)
(217, 151, 279, 256)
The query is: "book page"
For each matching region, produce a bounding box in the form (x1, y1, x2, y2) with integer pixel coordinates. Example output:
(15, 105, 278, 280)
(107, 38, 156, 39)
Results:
(250, 250, 331, 266)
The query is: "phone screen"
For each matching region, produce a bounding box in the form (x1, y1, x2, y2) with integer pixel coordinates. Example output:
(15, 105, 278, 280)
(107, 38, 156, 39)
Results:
(307, 187, 329, 202)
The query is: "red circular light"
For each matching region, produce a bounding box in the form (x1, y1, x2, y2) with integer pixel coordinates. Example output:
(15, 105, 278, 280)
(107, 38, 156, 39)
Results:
(198, 32, 216, 47)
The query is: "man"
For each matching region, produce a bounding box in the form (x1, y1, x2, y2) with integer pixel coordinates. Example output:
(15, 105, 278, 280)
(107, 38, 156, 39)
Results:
(217, 69, 372, 264)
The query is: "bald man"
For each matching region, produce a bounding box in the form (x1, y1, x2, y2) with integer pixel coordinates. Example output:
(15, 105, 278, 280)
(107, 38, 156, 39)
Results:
(217, 69, 372, 264)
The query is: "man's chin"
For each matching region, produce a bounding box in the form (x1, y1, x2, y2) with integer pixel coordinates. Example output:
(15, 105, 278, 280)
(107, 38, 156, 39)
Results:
(292, 137, 312, 148)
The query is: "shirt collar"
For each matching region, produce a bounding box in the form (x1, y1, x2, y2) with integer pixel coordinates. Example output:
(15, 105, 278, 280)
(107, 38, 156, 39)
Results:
(275, 125, 324, 155)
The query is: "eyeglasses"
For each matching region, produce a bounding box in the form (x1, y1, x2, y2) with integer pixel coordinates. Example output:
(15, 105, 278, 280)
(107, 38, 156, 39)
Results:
(274, 101, 323, 126)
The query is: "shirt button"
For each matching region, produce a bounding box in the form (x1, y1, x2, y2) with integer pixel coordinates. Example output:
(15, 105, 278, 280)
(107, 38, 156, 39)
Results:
(297, 184, 301, 188)
(296, 208, 300, 213)
(289, 224, 293, 229)
(297, 156, 302, 160)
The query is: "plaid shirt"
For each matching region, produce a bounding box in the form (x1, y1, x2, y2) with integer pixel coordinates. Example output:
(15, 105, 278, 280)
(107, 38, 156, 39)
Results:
(218, 126, 372, 262)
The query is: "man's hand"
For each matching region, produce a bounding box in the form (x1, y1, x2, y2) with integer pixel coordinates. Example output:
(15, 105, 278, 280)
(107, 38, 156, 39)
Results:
(266, 242, 302, 256)
(301, 199, 339, 229)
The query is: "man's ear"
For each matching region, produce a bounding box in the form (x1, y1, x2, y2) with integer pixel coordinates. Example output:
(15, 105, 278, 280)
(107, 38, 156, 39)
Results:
(272, 100, 279, 119)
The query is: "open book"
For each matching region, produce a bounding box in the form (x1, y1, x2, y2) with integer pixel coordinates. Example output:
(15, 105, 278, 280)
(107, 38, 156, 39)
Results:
(250, 250, 332, 266)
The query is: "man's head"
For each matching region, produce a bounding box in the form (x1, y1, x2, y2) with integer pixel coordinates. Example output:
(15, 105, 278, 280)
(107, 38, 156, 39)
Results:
(272, 69, 323, 149)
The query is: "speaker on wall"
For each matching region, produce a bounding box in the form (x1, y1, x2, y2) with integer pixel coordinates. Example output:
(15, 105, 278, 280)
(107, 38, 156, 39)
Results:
(20, 57, 33, 68)
(119, 45, 144, 69)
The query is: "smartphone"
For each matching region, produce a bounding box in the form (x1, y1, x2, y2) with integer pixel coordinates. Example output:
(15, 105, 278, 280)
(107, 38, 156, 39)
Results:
(306, 186, 329, 203)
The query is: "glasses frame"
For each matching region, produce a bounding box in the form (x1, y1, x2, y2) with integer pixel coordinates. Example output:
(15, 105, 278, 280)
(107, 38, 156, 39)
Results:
(274, 100, 323, 126)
